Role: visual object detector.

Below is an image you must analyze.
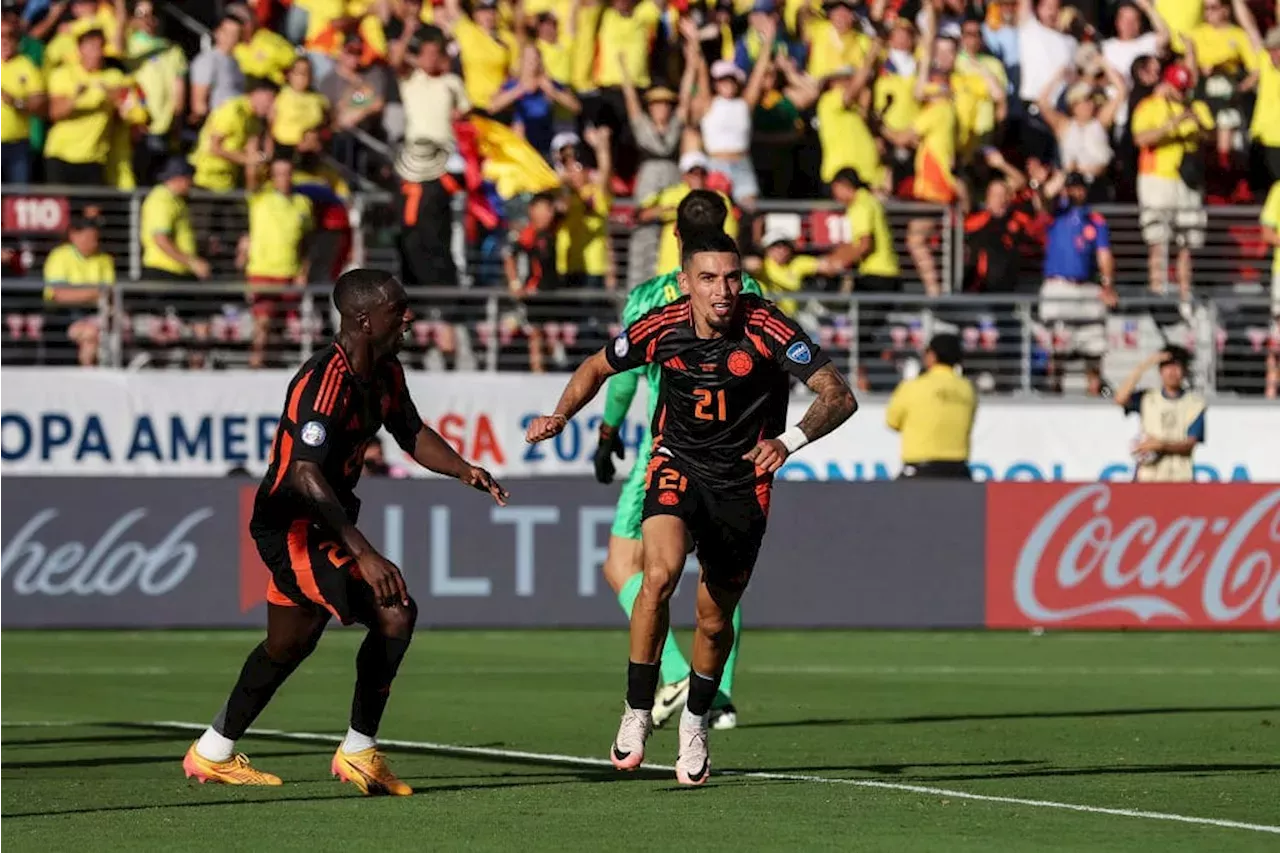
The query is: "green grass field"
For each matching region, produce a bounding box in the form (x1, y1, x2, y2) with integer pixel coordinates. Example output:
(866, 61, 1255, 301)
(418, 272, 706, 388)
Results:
(3, 630, 1278, 851)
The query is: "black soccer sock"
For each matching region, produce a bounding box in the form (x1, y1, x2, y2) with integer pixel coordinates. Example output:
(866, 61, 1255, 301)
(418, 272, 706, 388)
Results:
(685, 670, 720, 717)
(350, 631, 413, 737)
(212, 642, 303, 740)
(626, 660, 661, 711)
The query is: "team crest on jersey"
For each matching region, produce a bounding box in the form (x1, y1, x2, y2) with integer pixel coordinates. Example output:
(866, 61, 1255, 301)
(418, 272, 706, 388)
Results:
(727, 350, 754, 377)
(786, 341, 812, 365)
(614, 333, 629, 358)
(300, 421, 327, 447)
(658, 490, 680, 506)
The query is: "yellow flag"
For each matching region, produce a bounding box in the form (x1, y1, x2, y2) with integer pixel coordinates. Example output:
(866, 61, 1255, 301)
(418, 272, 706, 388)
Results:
(470, 115, 561, 199)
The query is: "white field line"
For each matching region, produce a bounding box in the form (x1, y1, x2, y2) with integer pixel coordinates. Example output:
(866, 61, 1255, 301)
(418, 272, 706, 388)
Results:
(144, 719, 1280, 837)
(7, 664, 1280, 677)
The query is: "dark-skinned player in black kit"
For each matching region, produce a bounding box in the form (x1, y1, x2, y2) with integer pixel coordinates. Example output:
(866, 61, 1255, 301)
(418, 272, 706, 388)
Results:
(183, 268, 509, 795)
(526, 231, 857, 785)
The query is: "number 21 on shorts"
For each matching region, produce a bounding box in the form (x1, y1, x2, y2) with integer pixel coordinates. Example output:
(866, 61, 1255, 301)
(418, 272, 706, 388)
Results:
(694, 388, 727, 421)
(657, 467, 687, 506)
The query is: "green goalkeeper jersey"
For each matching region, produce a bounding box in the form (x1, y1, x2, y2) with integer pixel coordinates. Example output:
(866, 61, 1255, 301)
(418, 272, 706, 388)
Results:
(601, 271, 764, 429)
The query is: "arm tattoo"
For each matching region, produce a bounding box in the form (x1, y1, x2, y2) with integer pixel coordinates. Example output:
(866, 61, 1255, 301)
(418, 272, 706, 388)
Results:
(797, 364, 858, 442)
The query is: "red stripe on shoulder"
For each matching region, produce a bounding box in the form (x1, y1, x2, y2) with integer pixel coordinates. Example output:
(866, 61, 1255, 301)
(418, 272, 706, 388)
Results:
(287, 369, 314, 423)
(312, 359, 338, 414)
(632, 303, 689, 341)
(316, 356, 348, 416)
(761, 319, 794, 344)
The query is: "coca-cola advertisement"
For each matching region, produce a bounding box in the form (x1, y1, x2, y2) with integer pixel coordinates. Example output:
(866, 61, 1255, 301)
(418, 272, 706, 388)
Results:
(985, 483, 1280, 629)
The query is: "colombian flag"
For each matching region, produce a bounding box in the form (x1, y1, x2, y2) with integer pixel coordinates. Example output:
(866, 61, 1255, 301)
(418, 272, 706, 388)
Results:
(468, 115, 561, 200)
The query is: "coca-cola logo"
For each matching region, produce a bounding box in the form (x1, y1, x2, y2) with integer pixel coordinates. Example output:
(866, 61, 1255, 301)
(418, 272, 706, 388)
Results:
(1003, 484, 1280, 626)
(1, 507, 214, 596)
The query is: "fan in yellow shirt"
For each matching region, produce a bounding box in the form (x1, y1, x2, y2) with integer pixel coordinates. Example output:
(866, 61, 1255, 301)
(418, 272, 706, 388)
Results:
(141, 158, 211, 281)
(44, 28, 132, 185)
(830, 167, 903, 389)
(296, 0, 348, 45)
(638, 152, 740, 276)
(1, 19, 45, 183)
(1187, 13, 1255, 76)
(594, 0, 660, 88)
(958, 17, 1008, 151)
(1131, 64, 1214, 298)
(446, 0, 520, 110)
(225, 3, 299, 84)
(243, 157, 314, 368)
(748, 232, 838, 317)
(557, 127, 615, 284)
(273, 57, 330, 150)
(1261, 180, 1280, 398)
(1155, 0, 1202, 53)
(831, 168, 900, 280)
(1131, 88, 1214, 180)
(1227, 0, 1280, 167)
(872, 23, 920, 136)
(533, 10, 572, 85)
(812, 16, 880, 186)
(568, 0, 603, 91)
(42, 210, 114, 366)
(42, 0, 122, 72)
(126, 3, 189, 145)
(804, 0, 868, 81)
(190, 78, 277, 191)
(879, 70, 953, 296)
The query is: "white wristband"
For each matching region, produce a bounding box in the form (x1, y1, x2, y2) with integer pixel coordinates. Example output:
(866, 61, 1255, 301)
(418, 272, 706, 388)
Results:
(778, 426, 809, 455)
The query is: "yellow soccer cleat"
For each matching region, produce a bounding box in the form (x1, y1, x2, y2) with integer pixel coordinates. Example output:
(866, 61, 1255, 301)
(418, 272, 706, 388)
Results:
(331, 746, 413, 797)
(183, 743, 283, 786)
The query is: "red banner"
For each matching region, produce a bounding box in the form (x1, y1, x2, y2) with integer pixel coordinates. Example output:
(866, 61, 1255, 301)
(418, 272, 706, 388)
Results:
(986, 483, 1280, 629)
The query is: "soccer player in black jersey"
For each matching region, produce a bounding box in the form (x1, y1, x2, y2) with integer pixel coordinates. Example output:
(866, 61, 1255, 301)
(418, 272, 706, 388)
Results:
(183, 269, 508, 795)
(526, 232, 857, 785)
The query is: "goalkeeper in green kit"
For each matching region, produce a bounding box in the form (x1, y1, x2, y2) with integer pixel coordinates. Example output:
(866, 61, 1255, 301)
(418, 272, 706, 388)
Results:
(593, 189, 762, 730)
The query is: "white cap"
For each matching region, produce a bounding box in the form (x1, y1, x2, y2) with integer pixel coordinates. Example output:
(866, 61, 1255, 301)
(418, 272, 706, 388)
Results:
(710, 59, 746, 82)
(679, 151, 710, 173)
(550, 131, 580, 153)
(761, 228, 792, 248)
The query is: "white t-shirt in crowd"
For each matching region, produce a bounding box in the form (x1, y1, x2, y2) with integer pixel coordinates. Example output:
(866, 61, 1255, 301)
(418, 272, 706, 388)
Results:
(396, 69, 470, 183)
(1017, 17, 1077, 102)
(1102, 33, 1160, 84)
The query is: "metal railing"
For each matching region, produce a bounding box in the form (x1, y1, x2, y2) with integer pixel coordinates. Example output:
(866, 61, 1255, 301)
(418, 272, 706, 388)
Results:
(4, 185, 1272, 293)
(4, 280, 1276, 394)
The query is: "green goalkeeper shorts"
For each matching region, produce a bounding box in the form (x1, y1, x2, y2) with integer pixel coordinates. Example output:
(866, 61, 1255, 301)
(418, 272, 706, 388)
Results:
(610, 438, 653, 541)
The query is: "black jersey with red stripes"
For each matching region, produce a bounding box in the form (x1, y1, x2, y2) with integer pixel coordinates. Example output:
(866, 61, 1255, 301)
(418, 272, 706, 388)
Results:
(252, 343, 424, 530)
(604, 293, 830, 488)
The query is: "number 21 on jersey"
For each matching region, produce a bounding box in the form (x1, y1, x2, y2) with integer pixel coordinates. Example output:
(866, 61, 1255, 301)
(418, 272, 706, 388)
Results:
(694, 388, 727, 421)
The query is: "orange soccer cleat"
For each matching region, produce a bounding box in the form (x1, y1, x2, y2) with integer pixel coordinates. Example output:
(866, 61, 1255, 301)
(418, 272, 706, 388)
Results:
(183, 743, 283, 786)
(331, 746, 414, 796)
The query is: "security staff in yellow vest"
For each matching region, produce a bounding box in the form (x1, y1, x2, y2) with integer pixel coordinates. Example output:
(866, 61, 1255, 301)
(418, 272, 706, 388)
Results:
(1114, 345, 1206, 483)
(885, 333, 978, 479)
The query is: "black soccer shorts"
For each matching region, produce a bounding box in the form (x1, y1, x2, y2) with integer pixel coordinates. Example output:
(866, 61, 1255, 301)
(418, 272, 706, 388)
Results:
(252, 519, 366, 625)
(640, 451, 771, 592)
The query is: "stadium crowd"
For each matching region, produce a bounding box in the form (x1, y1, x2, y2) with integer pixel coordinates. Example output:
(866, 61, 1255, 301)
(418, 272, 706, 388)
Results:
(1, 0, 1278, 393)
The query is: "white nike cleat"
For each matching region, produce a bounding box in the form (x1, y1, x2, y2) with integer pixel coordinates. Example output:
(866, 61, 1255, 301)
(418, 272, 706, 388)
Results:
(675, 714, 711, 786)
(652, 677, 689, 729)
(710, 704, 738, 730)
(609, 703, 653, 771)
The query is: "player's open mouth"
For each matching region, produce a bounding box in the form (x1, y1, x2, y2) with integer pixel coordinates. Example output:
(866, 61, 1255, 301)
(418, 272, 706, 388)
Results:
(711, 302, 732, 317)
